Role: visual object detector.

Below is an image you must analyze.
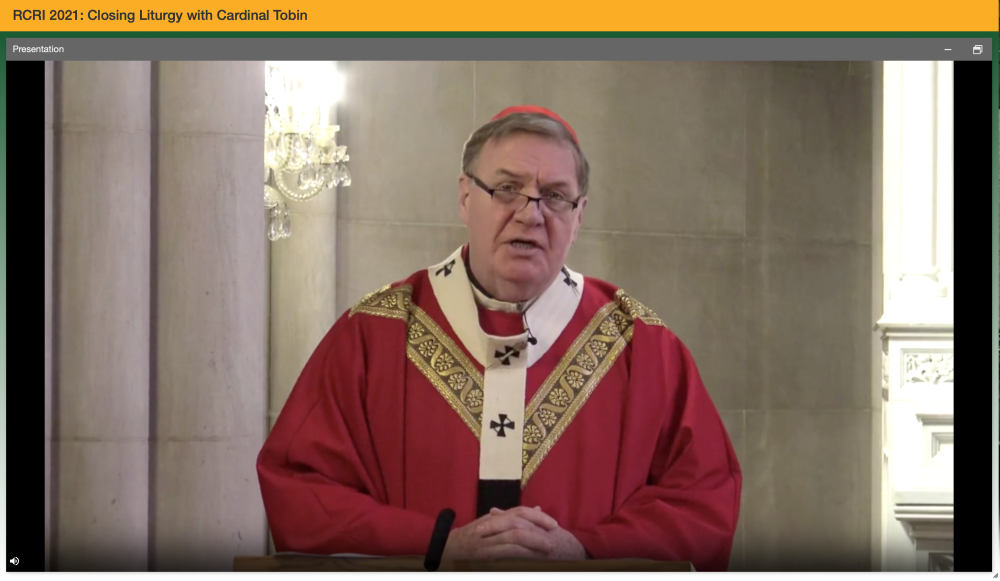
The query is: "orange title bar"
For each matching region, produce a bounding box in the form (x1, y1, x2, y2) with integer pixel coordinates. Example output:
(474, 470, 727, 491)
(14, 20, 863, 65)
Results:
(3, 0, 997, 32)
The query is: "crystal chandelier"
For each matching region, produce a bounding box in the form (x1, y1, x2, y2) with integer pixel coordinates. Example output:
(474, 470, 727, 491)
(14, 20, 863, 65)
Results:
(264, 61, 351, 241)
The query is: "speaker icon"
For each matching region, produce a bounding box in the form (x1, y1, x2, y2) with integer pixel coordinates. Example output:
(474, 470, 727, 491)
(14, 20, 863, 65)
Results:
(9, 557, 18, 565)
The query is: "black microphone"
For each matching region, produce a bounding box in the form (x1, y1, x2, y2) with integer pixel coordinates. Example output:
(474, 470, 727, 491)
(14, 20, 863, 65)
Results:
(423, 508, 456, 572)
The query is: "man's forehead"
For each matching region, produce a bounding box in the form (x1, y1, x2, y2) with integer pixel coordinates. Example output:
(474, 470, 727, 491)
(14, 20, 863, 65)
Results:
(480, 134, 576, 169)
(485, 164, 577, 190)
(491, 167, 573, 187)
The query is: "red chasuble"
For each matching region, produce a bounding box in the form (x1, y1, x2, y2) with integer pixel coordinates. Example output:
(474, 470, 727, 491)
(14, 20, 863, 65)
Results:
(257, 246, 742, 572)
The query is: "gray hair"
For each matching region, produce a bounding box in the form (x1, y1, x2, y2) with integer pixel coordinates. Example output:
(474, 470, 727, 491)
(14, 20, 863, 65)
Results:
(461, 113, 591, 197)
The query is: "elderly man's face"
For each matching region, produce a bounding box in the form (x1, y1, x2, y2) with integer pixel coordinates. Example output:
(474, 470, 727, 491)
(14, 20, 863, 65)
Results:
(459, 132, 586, 301)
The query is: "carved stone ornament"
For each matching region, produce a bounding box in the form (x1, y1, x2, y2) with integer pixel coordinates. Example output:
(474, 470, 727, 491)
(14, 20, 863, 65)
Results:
(903, 352, 954, 384)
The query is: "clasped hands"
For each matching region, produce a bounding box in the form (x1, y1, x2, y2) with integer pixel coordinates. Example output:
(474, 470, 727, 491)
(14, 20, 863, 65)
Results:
(441, 506, 588, 561)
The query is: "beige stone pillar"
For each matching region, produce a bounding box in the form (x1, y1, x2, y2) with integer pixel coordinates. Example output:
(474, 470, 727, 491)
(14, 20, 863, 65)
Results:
(875, 61, 954, 572)
(44, 59, 54, 573)
(154, 61, 268, 571)
(55, 61, 152, 571)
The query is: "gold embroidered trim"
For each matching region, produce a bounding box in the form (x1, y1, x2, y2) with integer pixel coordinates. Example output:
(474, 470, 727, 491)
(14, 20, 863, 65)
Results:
(406, 307, 485, 436)
(395, 284, 660, 488)
(615, 288, 665, 327)
(520, 301, 631, 485)
(349, 284, 413, 322)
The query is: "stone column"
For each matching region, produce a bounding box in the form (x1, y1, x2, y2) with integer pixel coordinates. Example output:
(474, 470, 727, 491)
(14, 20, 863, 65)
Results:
(154, 61, 268, 571)
(880, 61, 953, 318)
(55, 61, 152, 571)
(875, 61, 954, 572)
(44, 59, 54, 573)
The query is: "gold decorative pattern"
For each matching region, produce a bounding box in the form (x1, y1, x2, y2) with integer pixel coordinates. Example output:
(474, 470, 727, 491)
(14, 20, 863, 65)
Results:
(349, 284, 413, 322)
(405, 307, 485, 436)
(357, 280, 664, 489)
(519, 301, 631, 486)
(614, 289, 665, 328)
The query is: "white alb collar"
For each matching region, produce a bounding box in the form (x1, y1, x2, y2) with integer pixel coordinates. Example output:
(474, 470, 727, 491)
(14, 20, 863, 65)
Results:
(427, 246, 583, 367)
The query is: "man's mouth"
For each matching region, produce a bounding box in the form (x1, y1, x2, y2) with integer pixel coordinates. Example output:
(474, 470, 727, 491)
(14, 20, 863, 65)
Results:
(508, 239, 540, 250)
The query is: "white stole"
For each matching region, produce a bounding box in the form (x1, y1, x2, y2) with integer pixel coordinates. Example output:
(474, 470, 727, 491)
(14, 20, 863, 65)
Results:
(427, 246, 584, 483)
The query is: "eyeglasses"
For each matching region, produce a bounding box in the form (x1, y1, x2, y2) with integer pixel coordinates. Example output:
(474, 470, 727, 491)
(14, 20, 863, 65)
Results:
(465, 173, 580, 214)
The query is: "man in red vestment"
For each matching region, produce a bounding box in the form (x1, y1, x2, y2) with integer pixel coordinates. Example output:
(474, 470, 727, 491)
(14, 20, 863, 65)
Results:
(257, 106, 742, 571)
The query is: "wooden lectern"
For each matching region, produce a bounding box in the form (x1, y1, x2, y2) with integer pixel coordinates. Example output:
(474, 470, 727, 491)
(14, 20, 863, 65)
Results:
(233, 555, 694, 572)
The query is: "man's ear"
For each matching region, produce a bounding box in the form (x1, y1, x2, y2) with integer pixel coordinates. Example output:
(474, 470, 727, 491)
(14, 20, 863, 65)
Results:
(458, 174, 471, 226)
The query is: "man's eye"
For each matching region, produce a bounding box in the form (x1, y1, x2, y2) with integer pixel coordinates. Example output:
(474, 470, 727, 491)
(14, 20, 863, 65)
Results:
(545, 191, 566, 200)
(496, 184, 520, 192)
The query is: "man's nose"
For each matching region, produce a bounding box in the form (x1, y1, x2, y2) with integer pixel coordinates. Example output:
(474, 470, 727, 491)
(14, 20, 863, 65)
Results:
(514, 196, 546, 224)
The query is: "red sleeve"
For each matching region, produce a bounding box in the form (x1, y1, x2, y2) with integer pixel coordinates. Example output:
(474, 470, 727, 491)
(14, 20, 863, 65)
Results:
(256, 310, 436, 556)
(570, 323, 742, 572)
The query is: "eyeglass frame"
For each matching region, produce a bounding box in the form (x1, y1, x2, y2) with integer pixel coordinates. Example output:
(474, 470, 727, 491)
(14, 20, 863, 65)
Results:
(464, 173, 582, 214)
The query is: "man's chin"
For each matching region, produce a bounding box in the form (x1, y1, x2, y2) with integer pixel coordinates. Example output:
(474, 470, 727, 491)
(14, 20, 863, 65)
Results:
(495, 265, 551, 292)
